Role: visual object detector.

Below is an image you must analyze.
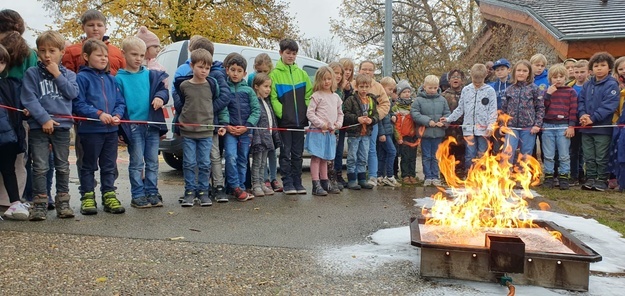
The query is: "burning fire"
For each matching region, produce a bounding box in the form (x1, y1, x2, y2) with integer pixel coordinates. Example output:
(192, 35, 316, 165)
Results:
(422, 114, 561, 242)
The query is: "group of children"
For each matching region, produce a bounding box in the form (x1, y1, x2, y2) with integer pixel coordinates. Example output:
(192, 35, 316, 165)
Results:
(2, 8, 625, 222)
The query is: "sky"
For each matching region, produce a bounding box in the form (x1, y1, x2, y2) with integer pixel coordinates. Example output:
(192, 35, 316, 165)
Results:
(2, 0, 343, 49)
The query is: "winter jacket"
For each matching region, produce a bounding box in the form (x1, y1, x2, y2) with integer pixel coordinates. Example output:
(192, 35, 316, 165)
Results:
(73, 66, 126, 134)
(578, 75, 620, 135)
(411, 87, 451, 138)
(391, 98, 415, 141)
(378, 100, 394, 136)
(270, 59, 312, 128)
(534, 70, 549, 95)
(613, 88, 625, 124)
(172, 74, 230, 136)
(252, 96, 281, 153)
(21, 62, 78, 130)
(543, 86, 577, 126)
(6, 49, 37, 80)
(117, 68, 170, 144)
(0, 77, 26, 152)
(501, 82, 544, 128)
(351, 79, 390, 118)
(62, 38, 126, 76)
(446, 83, 497, 137)
(489, 77, 513, 110)
(306, 91, 344, 130)
(225, 78, 260, 127)
(343, 93, 379, 137)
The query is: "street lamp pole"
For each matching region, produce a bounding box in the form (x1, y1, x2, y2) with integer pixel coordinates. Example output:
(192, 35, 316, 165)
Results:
(383, 0, 392, 77)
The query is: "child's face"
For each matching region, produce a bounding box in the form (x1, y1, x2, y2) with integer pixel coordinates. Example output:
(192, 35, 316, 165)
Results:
(0, 61, 6, 73)
(383, 84, 396, 97)
(82, 20, 106, 40)
(399, 89, 411, 99)
(574, 67, 588, 83)
(254, 79, 272, 99)
(333, 67, 343, 84)
(423, 83, 438, 95)
(227, 64, 246, 83)
(255, 63, 271, 75)
(279, 49, 297, 65)
(531, 62, 545, 76)
(564, 61, 575, 79)
(321, 72, 334, 91)
(145, 45, 159, 60)
(550, 74, 566, 87)
(357, 83, 371, 98)
(191, 62, 211, 80)
(616, 63, 625, 77)
(592, 61, 610, 80)
(494, 66, 510, 80)
(123, 46, 145, 71)
(515, 64, 530, 82)
(37, 44, 65, 66)
(344, 67, 353, 81)
(84, 48, 108, 71)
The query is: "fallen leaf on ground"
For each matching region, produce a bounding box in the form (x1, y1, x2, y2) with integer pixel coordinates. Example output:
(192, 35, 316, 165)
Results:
(96, 277, 107, 283)
(168, 237, 185, 241)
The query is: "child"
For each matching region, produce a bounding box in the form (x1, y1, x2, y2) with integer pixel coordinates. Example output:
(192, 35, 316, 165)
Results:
(0, 44, 28, 220)
(563, 58, 577, 84)
(501, 60, 544, 165)
(392, 80, 418, 185)
(489, 58, 512, 111)
(442, 64, 497, 174)
(115, 36, 169, 208)
(343, 74, 379, 190)
(411, 75, 451, 186)
(135, 26, 166, 72)
(442, 69, 467, 176)
(173, 48, 229, 206)
(578, 52, 619, 191)
(224, 53, 260, 201)
(72, 39, 126, 215)
(531, 53, 549, 95)
(269, 39, 312, 195)
(305, 66, 344, 195)
(0, 10, 38, 79)
(247, 53, 273, 87)
(326, 61, 346, 192)
(334, 57, 355, 187)
(20, 30, 78, 220)
(572, 60, 589, 94)
(378, 77, 399, 187)
(540, 64, 577, 190)
(611, 57, 625, 189)
(251, 73, 281, 197)
(570, 59, 589, 185)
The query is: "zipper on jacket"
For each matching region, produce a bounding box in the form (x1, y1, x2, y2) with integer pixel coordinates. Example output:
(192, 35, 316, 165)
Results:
(234, 83, 242, 126)
(289, 66, 299, 127)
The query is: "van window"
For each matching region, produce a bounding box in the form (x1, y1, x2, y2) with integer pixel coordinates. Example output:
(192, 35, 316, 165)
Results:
(302, 65, 319, 81)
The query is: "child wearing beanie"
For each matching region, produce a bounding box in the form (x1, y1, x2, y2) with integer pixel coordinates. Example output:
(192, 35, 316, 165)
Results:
(135, 26, 166, 72)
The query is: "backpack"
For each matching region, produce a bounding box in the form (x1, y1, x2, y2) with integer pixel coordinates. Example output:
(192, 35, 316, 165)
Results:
(395, 112, 415, 137)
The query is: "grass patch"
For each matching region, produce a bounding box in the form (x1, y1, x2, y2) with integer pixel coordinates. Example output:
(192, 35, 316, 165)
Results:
(535, 187, 625, 236)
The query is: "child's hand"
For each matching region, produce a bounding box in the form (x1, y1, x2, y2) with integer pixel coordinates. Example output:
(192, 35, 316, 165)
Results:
(152, 98, 164, 110)
(435, 122, 444, 127)
(99, 113, 113, 124)
(398, 139, 403, 145)
(546, 85, 558, 95)
(45, 62, 61, 78)
(238, 126, 248, 134)
(580, 114, 591, 126)
(439, 117, 447, 123)
(530, 126, 540, 134)
(391, 115, 396, 123)
(429, 120, 436, 127)
(118, 135, 126, 144)
(379, 135, 386, 142)
(365, 117, 372, 125)
(226, 125, 238, 135)
(22, 109, 30, 117)
(357, 116, 366, 124)
(218, 127, 226, 136)
(42, 119, 60, 134)
(564, 126, 575, 138)
(111, 116, 121, 126)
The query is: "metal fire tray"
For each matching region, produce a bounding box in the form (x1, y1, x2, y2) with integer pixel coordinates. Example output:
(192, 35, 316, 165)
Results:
(410, 217, 602, 291)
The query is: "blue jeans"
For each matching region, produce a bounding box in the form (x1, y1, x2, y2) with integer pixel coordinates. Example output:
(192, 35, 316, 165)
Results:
(80, 132, 118, 194)
(541, 123, 571, 175)
(377, 133, 397, 177)
(367, 124, 379, 178)
(421, 137, 442, 180)
(465, 135, 488, 171)
(347, 136, 370, 174)
(183, 136, 212, 192)
(503, 129, 537, 164)
(127, 125, 160, 199)
(224, 131, 251, 190)
(29, 129, 70, 196)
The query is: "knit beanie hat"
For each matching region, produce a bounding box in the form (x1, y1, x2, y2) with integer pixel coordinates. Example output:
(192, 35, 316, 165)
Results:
(136, 26, 159, 48)
(396, 79, 413, 97)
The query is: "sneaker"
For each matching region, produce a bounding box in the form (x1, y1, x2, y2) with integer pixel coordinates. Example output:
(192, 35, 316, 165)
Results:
(214, 186, 229, 203)
(147, 193, 163, 207)
(198, 191, 212, 207)
(80, 192, 98, 215)
(262, 185, 274, 195)
(402, 176, 411, 185)
(283, 184, 297, 195)
(542, 174, 554, 189)
(234, 187, 250, 202)
(431, 179, 443, 187)
(558, 175, 570, 190)
(582, 179, 595, 190)
(423, 179, 433, 186)
(409, 176, 419, 185)
(181, 190, 195, 207)
(252, 187, 265, 197)
(608, 178, 618, 190)
(594, 180, 607, 192)
(102, 192, 126, 214)
(367, 177, 378, 187)
(4, 201, 30, 220)
(271, 179, 283, 192)
(383, 176, 399, 187)
(377, 176, 384, 186)
(336, 174, 348, 188)
(295, 183, 307, 194)
(30, 197, 48, 221)
(358, 180, 374, 189)
(131, 196, 152, 209)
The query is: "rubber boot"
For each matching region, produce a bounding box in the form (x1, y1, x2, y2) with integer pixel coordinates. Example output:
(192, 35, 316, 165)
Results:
(358, 172, 374, 189)
(312, 180, 328, 196)
(347, 173, 361, 190)
(321, 179, 340, 194)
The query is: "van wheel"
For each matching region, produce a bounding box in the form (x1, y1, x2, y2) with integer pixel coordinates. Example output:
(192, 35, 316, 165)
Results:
(163, 152, 183, 170)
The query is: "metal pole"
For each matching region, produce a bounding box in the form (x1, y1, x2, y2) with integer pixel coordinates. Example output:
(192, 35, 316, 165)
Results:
(383, 0, 392, 77)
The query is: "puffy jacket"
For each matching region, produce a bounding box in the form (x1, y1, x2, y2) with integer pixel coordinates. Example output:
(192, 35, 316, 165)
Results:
(118, 69, 170, 144)
(391, 98, 415, 141)
(226, 78, 260, 127)
(73, 66, 126, 134)
(0, 77, 26, 152)
(489, 77, 512, 110)
(343, 93, 379, 137)
(378, 100, 394, 135)
(578, 75, 620, 135)
(446, 83, 497, 136)
(252, 97, 281, 153)
(501, 82, 544, 128)
(62, 38, 126, 76)
(21, 62, 79, 130)
(269, 59, 312, 128)
(411, 87, 451, 138)
(534, 70, 549, 95)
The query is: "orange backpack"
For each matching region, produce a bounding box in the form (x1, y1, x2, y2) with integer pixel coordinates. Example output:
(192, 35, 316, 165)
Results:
(395, 112, 415, 137)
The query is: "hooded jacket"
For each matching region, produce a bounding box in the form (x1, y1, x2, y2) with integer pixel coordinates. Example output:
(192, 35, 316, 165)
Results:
(489, 76, 512, 110)
(0, 77, 26, 151)
(269, 59, 312, 128)
(73, 66, 126, 134)
(225, 78, 260, 127)
(578, 75, 620, 135)
(62, 37, 126, 76)
(21, 62, 79, 130)
(446, 83, 497, 136)
(501, 81, 544, 128)
(252, 96, 281, 153)
(411, 87, 451, 138)
(343, 93, 379, 137)
(534, 70, 549, 96)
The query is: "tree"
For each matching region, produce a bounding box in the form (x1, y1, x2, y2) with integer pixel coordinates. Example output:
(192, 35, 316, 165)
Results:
(301, 37, 340, 63)
(331, 0, 481, 83)
(41, 0, 300, 47)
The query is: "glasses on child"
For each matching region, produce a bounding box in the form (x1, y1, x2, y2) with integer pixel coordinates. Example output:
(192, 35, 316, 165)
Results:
(450, 75, 462, 79)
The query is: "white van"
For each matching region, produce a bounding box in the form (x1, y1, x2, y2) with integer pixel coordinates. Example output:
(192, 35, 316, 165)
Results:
(156, 41, 327, 170)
